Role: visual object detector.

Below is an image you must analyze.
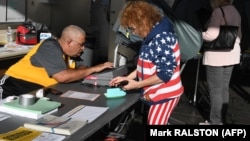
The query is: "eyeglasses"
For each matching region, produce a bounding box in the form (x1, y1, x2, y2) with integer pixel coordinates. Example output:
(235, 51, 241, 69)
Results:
(71, 40, 85, 47)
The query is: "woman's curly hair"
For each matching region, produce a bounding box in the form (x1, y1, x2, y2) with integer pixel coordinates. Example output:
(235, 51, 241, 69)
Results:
(120, 1, 163, 32)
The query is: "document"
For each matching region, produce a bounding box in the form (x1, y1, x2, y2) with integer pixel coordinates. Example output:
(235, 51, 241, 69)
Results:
(60, 90, 100, 101)
(68, 105, 109, 123)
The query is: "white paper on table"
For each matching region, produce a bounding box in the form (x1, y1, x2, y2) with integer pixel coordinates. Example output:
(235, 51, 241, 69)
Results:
(70, 106, 109, 123)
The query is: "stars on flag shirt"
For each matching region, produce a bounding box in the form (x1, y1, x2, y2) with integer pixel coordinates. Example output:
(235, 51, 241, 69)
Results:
(137, 17, 184, 103)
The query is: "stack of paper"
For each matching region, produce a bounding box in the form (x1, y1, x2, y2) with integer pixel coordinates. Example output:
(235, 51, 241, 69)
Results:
(0, 98, 61, 119)
(24, 115, 87, 135)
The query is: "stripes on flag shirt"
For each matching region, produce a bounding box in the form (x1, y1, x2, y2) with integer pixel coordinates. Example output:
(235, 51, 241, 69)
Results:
(137, 17, 184, 103)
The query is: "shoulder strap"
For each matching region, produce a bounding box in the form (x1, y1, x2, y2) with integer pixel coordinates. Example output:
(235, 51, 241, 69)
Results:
(219, 7, 228, 25)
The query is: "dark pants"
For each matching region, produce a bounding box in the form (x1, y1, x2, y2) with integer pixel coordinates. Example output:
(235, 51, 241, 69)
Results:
(0, 75, 43, 98)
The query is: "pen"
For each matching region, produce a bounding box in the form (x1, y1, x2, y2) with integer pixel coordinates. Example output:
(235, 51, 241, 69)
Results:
(62, 105, 85, 118)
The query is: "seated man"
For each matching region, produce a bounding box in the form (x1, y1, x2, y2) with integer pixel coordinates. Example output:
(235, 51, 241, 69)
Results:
(0, 25, 113, 98)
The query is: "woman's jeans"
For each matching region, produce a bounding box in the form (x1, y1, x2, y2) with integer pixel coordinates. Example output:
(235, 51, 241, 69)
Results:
(206, 65, 233, 124)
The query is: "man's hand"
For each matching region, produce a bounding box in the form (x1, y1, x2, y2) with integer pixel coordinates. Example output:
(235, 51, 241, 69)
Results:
(94, 62, 113, 72)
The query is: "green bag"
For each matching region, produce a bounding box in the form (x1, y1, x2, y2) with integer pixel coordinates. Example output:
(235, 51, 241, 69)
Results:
(172, 19, 203, 62)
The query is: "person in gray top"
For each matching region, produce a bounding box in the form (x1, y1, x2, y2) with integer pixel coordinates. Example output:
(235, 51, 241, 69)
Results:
(200, 0, 241, 125)
(0, 25, 113, 98)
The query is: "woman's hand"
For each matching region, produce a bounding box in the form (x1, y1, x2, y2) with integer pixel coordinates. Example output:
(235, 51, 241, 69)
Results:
(109, 76, 126, 87)
(109, 76, 141, 91)
(122, 79, 141, 91)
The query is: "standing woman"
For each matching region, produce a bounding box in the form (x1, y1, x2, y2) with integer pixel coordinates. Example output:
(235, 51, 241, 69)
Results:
(109, 1, 184, 125)
(200, 0, 241, 125)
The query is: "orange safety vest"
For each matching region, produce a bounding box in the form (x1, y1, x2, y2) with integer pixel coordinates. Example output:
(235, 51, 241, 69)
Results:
(5, 42, 76, 87)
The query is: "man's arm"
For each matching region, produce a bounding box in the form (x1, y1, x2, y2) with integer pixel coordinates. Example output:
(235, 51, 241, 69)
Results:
(52, 62, 113, 83)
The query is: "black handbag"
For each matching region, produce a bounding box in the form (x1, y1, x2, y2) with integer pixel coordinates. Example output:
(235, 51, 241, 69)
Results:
(202, 7, 239, 51)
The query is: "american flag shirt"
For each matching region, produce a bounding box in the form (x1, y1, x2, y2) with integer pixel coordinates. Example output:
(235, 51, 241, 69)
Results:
(137, 17, 184, 103)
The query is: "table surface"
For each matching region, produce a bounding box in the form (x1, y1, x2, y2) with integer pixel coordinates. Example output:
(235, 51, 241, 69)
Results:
(0, 42, 34, 61)
(0, 81, 141, 141)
